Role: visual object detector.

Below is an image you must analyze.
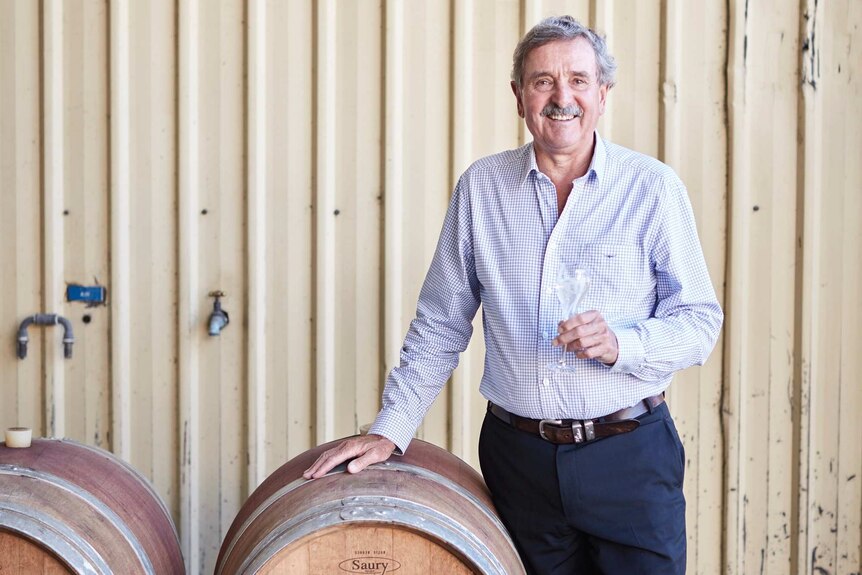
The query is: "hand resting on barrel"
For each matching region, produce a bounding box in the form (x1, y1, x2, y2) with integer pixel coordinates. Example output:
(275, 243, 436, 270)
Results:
(302, 434, 396, 479)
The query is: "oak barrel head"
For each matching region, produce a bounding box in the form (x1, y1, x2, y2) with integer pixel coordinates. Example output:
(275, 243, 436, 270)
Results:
(0, 528, 73, 574)
(216, 437, 525, 575)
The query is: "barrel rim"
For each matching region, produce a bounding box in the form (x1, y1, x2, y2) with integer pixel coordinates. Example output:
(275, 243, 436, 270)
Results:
(0, 463, 153, 574)
(217, 460, 522, 574)
(0, 500, 109, 575)
(239, 495, 508, 574)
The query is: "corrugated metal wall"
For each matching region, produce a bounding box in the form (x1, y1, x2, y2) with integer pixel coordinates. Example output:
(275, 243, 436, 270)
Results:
(0, 1, 859, 574)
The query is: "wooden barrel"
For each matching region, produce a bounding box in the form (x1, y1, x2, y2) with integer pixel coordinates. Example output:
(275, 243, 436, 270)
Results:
(215, 437, 525, 575)
(0, 438, 184, 575)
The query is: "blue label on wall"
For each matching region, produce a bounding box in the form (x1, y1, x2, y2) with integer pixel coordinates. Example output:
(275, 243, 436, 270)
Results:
(66, 285, 107, 303)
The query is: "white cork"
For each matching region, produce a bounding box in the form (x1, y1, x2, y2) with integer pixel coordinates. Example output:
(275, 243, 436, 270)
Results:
(5, 427, 32, 448)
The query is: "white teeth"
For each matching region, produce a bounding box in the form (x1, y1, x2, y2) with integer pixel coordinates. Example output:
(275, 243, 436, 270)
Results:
(549, 114, 575, 121)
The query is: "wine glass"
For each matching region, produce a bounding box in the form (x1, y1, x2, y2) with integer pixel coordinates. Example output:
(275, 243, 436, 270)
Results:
(548, 266, 591, 371)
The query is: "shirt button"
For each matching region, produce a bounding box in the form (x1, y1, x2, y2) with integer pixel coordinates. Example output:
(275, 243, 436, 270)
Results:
(542, 331, 549, 339)
(542, 378, 550, 386)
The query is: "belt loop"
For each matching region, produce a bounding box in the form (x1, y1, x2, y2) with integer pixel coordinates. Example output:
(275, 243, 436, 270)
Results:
(644, 393, 664, 414)
(582, 419, 595, 441)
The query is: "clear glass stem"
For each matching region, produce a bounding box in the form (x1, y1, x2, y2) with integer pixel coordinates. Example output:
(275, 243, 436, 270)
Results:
(557, 342, 568, 367)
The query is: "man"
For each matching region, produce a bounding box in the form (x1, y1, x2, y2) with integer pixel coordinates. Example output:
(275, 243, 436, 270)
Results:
(304, 15, 722, 574)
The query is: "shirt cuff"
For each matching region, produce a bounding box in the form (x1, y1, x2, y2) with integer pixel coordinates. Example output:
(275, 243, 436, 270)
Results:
(367, 409, 419, 455)
(609, 326, 645, 374)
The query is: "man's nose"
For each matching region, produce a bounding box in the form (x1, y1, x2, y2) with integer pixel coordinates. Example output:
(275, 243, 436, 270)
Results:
(551, 82, 575, 106)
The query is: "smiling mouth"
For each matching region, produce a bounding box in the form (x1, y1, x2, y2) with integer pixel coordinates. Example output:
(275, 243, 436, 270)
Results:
(541, 105, 583, 121)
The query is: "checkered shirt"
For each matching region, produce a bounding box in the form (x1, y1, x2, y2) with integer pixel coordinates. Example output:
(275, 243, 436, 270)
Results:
(369, 133, 723, 454)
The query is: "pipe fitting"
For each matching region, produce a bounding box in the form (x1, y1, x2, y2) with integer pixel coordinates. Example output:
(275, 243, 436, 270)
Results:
(17, 314, 75, 359)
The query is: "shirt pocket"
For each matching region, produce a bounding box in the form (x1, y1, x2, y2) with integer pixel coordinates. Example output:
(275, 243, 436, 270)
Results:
(577, 243, 653, 323)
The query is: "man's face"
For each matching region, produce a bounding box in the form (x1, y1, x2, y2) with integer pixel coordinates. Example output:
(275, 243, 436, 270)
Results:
(512, 38, 608, 159)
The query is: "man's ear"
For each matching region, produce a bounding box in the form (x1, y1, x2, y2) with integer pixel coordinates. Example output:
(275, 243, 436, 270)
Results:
(511, 81, 524, 118)
(598, 83, 609, 115)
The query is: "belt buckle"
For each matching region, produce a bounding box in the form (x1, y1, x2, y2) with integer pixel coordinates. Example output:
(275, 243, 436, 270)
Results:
(539, 419, 586, 443)
(538, 419, 562, 442)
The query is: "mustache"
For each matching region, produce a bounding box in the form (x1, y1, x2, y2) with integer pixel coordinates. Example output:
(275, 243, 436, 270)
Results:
(541, 104, 583, 117)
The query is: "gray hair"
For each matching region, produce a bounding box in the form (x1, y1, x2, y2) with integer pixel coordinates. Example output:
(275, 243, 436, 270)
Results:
(511, 15, 617, 89)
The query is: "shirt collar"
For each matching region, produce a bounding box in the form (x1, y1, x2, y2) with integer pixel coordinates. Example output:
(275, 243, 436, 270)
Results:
(521, 131, 607, 185)
(520, 142, 540, 184)
(591, 131, 607, 183)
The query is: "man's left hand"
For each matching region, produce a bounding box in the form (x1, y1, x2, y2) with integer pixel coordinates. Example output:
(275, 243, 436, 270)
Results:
(553, 310, 619, 366)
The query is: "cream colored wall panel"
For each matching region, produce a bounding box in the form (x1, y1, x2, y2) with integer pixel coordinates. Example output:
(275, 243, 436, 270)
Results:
(42, 0, 67, 440)
(194, 2, 247, 573)
(830, 8, 862, 571)
(383, 0, 410, 428)
(61, 0, 112, 449)
(724, 1, 747, 569)
(607, 0, 659, 155)
(127, 0, 179, 520)
(178, 2, 252, 563)
(332, 0, 384, 440)
(726, 1, 801, 573)
(0, 0, 43, 435)
(263, 0, 314, 467)
(383, 0, 405, 436)
(403, 1, 452, 446)
(315, 0, 338, 445)
(64, 0, 111, 448)
(108, 0, 132, 463)
(386, 1, 453, 447)
(800, 2, 862, 573)
(247, 0, 267, 489)
(464, 0, 521, 164)
(660, 2, 727, 574)
(831, 8, 862, 573)
(524, 0, 590, 25)
(449, 0, 476, 463)
(178, 0, 203, 569)
(37, 0, 112, 448)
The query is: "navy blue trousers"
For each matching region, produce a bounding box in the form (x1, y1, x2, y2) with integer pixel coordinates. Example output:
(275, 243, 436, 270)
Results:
(478, 401, 686, 575)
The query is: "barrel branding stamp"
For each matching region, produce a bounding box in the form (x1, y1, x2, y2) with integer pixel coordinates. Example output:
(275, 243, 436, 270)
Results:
(338, 556, 401, 573)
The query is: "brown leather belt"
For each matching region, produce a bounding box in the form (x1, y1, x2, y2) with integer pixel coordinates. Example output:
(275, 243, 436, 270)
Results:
(488, 395, 665, 445)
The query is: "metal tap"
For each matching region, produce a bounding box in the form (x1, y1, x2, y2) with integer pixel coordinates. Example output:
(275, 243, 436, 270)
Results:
(207, 291, 229, 336)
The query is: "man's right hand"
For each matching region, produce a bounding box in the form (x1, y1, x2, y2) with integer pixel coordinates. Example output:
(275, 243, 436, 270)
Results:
(302, 434, 396, 480)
